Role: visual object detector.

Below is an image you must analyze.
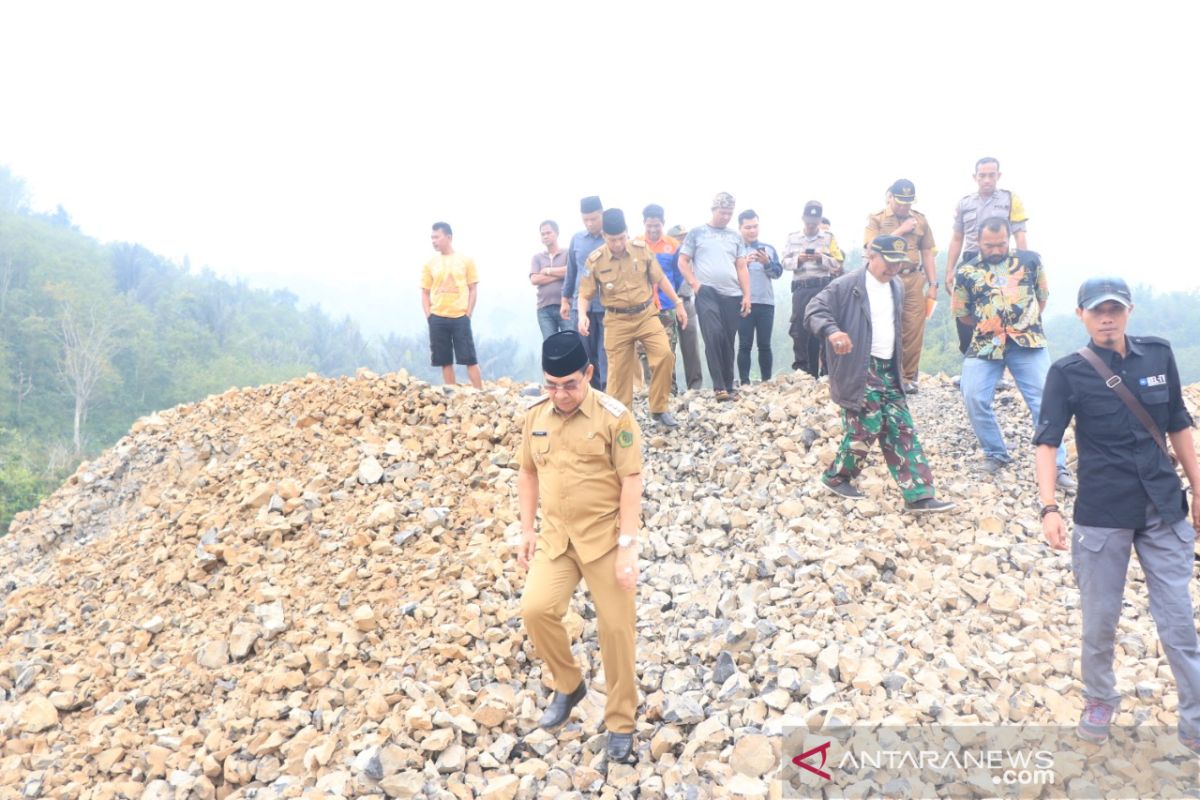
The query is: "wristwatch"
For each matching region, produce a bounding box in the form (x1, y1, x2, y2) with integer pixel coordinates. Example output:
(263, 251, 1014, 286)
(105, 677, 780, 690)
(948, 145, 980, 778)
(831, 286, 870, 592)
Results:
(617, 534, 637, 548)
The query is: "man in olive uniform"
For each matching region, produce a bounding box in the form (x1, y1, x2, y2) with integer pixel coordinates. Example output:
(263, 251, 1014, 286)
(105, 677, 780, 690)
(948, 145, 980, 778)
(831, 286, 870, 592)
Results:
(864, 179, 937, 394)
(579, 209, 688, 428)
(518, 330, 644, 763)
(782, 200, 845, 378)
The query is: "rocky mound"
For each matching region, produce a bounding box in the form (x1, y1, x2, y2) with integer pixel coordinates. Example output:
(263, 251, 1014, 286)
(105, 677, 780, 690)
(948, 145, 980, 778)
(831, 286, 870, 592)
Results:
(1, 369, 1197, 800)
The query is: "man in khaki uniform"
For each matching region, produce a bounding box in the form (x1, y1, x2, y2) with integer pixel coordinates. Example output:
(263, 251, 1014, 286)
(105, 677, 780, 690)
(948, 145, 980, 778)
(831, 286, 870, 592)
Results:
(518, 330, 644, 763)
(579, 209, 688, 428)
(864, 179, 937, 394)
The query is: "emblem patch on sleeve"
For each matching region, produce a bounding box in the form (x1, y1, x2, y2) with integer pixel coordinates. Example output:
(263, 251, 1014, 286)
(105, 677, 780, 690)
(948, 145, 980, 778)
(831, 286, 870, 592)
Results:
(617, 430, 634, 448)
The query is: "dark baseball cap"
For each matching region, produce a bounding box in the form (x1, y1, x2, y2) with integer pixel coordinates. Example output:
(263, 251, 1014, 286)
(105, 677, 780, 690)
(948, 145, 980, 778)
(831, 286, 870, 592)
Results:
(869, 235, 908, 263)
(803, 200, 823, 220)
(1077, 277, 1133, 309)
(888, 179, 916, 203)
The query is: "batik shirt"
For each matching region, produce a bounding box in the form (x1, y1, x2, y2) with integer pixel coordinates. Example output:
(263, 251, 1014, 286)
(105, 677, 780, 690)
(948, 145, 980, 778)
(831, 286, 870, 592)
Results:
(952, 251, 1048, 360)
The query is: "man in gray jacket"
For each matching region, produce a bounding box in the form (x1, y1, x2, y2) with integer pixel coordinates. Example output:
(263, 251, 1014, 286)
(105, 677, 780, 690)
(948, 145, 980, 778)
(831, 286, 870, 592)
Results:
(804, 235, 954, 514)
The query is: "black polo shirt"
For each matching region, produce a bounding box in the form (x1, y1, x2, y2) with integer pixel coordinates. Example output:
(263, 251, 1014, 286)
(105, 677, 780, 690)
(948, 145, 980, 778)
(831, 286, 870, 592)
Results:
(1034, 335, 1193, 528)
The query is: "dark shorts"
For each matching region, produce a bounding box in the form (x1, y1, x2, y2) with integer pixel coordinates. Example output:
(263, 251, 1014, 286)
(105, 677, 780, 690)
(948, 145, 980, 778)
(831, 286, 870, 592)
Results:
(428, 314, 477, 366)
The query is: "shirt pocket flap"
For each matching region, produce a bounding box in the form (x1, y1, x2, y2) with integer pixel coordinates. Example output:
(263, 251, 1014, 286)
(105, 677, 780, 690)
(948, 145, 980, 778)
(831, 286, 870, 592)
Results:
(1140, 386, 1170, 405)
(533, 438, 551, 454)
(576, 437, 606, 456)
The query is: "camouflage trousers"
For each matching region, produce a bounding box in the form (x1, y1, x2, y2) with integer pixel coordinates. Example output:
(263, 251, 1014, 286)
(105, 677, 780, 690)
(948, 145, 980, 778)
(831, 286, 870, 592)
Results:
(638, 310, 679, 391)
(825, 356, 935, 502)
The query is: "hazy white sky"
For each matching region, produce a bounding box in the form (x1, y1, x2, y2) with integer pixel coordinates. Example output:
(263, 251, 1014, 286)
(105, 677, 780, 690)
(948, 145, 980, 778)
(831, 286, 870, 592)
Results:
(1, 1, 1197, 337)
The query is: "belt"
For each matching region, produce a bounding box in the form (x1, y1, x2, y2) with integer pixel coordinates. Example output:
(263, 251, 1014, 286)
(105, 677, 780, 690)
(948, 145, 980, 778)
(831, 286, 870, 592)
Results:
(606, 299, 653, 315)
(792, 276, 832, 289)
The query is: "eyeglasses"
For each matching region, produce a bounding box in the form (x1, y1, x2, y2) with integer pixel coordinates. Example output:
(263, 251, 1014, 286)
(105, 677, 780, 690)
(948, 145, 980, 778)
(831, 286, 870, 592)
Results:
(542, 380, 582, 393)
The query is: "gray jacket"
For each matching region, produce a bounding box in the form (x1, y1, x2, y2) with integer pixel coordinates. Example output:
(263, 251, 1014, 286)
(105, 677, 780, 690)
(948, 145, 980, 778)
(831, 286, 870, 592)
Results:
(803, 268, 904, 410)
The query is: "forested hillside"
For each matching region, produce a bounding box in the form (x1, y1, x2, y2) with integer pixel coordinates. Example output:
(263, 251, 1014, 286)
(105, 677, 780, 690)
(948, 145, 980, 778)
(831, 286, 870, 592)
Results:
(0, 166, 534, 532)
(3, 163, 1199, 534)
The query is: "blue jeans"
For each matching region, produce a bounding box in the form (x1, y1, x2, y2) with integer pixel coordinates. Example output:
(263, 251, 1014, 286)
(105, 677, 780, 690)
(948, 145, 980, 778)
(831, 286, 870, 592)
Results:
(960, 345, 1067, 469)
(568, 303, 607, 389)
(537, 305, 571, 339)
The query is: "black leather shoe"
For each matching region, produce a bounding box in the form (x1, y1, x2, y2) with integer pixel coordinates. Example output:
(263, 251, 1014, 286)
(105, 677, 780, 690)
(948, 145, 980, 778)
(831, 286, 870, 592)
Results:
(537, 681, 586, 729)
(606, 732, 635, 762)
(651, 411, 679, 429)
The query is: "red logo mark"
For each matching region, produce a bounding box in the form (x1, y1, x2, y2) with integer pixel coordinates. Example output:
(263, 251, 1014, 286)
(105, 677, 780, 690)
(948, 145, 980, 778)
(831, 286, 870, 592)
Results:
(792, 740, 832, 780)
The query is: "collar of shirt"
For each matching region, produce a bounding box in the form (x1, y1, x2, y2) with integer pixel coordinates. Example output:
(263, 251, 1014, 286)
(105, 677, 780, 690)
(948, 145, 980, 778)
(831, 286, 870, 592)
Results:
(553, 387, 596, 419)
(1088, 336, 1144, 366)
(643, 235, 679, 255)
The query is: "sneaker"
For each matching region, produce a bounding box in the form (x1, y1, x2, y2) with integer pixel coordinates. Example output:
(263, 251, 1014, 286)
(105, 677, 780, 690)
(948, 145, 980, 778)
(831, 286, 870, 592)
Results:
(979, 456, 1007, 475)
(997, 378, 1015, 391)
(714, 390, 731, 402)
(821, 476, 863, 499)
(1076, 699, 1115, 744)
(903, 497, 956, 514)
(1057, 467, 1077, 492)
(902, 382, 919, 395)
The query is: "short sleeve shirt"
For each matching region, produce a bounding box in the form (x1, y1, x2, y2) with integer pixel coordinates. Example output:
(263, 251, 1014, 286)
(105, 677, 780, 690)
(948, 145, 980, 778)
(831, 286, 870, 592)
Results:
(781, 230, 845, 279)
(530, 250, 568, 309)
(951, 253, 1048, 359)
(953, 189, 1029, 253)
(579, 242, 666, 309)
(1034, 337, 1193, 528)
(421, 253, 479, 318)
(680, 224, 748, 297)
(864, 209, 934, 267)
(518, 390, 642, 563)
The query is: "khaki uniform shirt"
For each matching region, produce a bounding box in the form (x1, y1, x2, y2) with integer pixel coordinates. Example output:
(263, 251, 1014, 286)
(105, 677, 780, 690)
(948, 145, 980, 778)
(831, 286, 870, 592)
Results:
(781, 230, 845, 279)
(578, 242, 665, 310)
(864, 209, 935, 269)
(519, 389, 642, 563)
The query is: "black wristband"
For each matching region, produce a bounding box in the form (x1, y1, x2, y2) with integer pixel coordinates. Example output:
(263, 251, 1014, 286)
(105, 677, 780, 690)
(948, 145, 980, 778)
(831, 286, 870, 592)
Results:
(1040, 504, 1060, 519)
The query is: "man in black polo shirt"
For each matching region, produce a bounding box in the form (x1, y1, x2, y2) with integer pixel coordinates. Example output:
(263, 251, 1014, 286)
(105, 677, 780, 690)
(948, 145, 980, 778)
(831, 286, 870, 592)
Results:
(1034, 276, 1200, 752)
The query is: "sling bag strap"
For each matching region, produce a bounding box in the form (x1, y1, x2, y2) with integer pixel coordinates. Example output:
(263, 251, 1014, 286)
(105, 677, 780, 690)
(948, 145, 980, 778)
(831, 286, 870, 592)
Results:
(1076, 346, 1173, 461)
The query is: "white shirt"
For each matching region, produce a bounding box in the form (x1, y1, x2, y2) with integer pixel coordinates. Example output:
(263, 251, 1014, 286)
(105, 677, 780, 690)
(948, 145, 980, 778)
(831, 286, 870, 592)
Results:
(866, 272, 895, 359)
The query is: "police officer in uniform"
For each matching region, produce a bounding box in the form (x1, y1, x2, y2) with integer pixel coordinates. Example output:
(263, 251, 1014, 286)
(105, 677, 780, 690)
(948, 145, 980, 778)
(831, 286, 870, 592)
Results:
(518, 330, 644, 763)
(1035, 277, 1200, 752)
(782, 200, 845, 378)
(579, 209, 688, 428)
(944, 157, 1030, 353)
(864, 179, 936, 394)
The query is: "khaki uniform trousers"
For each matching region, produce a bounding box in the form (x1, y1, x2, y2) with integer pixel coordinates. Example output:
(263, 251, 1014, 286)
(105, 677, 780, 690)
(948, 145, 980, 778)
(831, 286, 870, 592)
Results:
(899, 269, 928, 383)
(604, 306, 672, 413)
(520, 541, 637, 733)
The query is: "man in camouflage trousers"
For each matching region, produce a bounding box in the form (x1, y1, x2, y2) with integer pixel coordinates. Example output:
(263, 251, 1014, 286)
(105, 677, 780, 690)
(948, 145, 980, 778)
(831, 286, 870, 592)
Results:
(804, 235, 954, 514)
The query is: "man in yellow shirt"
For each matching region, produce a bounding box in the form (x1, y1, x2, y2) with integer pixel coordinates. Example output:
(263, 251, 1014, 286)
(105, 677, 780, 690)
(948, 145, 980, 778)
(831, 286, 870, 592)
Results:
(420, 221, 483, 388)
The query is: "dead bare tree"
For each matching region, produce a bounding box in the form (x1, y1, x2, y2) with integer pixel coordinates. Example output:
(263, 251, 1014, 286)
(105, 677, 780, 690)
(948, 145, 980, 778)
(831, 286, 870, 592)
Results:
(56, 304, 116, 455)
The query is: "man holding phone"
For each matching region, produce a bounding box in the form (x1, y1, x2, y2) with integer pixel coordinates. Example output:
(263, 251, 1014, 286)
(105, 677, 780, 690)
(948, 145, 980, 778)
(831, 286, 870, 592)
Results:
(782, 200, 844, 378)
(735, 210, 782, 385)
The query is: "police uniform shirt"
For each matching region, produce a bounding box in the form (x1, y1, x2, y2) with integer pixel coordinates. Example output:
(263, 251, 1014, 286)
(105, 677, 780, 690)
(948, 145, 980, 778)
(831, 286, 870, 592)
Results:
(578, 242, 665, 310)
(953, 189, 1029, 253)
(1034, 336, 1194, 528)
(519, 390, 642, 562)
(781, 230, 845, 279)
(864, 209, 935, 269)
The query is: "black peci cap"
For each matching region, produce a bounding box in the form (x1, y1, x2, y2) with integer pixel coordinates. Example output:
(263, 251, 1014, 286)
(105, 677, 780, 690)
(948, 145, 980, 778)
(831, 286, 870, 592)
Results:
(542, 331, 590, 377)
(602, 208, 627, 235)
(580, 196, 603, 214)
